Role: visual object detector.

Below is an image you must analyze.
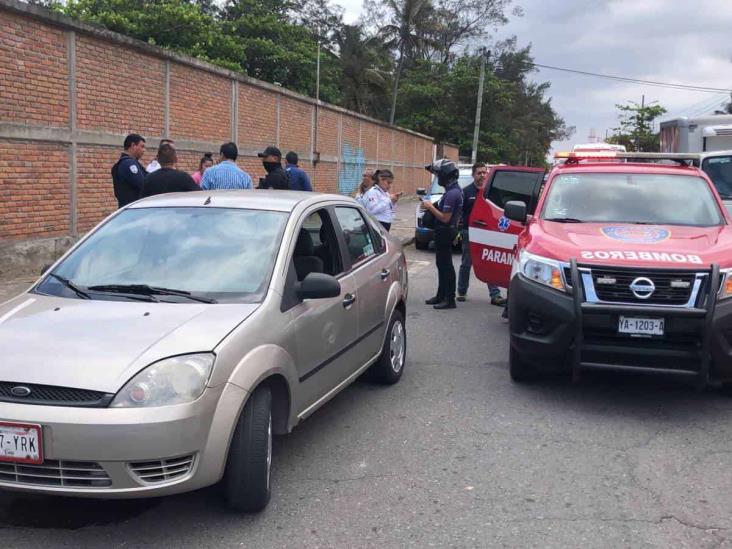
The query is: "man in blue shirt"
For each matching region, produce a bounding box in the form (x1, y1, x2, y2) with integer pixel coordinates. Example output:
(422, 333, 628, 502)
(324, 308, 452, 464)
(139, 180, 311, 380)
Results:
(201, 142, 252, 190)
(285, 151, 313, 191)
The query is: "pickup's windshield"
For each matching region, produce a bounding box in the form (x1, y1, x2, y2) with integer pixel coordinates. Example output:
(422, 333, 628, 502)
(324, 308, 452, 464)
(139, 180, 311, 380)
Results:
(702, 155, 732, 199)
(541, 173, 724, 226)
(35, 207, 288, 303)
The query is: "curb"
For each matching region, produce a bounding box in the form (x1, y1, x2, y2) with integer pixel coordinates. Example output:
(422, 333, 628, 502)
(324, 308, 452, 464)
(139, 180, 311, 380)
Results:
(400, 236, 415, 247)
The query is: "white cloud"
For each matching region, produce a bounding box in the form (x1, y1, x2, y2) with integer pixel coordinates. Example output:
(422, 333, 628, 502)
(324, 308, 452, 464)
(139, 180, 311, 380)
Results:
(332, 0, 732, 154)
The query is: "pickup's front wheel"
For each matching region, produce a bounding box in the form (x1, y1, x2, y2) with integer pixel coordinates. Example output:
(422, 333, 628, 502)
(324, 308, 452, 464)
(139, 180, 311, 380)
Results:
(509, 347, 536, 383)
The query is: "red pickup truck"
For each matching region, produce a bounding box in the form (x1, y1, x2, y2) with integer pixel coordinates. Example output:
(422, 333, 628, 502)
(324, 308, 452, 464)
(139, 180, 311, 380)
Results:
(468, 152, 732, 387)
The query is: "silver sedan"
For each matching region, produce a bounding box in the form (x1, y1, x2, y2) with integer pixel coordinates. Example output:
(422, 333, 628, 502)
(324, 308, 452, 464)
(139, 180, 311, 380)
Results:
(0, 191, 408, 512)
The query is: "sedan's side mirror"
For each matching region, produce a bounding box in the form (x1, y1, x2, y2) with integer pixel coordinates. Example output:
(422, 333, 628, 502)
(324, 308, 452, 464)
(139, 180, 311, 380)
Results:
(504, 201, 528, 224)
(296, 273, 341, 300)
(416, 188, 427, 197)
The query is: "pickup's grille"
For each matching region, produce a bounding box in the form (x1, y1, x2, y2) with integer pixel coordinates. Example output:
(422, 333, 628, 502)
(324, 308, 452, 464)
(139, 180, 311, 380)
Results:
(128, 455, 195, 484)
(590, 268, 697, 305)
(0, 382, 112, 407)
(0, 460, 111, 488)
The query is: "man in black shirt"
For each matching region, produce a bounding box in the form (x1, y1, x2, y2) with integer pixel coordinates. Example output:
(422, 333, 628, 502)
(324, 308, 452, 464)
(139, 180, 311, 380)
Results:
(457, 162, 506, 305)
(257, 146, 290, 190)
(141, 144, 200, 198)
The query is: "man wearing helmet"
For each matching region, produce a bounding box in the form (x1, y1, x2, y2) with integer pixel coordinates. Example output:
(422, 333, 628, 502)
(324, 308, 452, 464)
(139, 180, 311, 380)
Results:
(422, 159, 464, 310)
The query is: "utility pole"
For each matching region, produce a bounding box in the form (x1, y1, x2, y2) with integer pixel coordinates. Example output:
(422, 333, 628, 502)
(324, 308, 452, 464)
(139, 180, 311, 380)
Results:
(471, 49, 487, 164)
(312, 33, 321, 166)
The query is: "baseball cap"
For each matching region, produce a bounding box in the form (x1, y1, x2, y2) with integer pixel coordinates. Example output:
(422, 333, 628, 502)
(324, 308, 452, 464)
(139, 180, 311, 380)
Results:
(258, 146, 282, 159)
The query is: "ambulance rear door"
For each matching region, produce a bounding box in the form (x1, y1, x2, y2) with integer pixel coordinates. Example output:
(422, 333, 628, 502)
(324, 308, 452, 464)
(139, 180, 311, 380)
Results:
(468, 166, 545, 287)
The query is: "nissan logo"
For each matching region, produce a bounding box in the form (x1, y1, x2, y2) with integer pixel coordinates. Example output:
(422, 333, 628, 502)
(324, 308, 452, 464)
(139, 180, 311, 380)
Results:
(629, 277, 655, 300)
(10, 386, 31, 397)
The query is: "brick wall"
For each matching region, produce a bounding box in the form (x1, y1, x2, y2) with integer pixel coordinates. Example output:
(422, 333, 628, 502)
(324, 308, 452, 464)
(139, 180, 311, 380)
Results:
(0, 0, 435, 250)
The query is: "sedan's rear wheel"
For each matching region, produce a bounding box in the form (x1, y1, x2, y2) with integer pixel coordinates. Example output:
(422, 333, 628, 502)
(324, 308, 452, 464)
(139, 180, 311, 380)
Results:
(369, 309, 406, 384)
(222, 385, 272, 512)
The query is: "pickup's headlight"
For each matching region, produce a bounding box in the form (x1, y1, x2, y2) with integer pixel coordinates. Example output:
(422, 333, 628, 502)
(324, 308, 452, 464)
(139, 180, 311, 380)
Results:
(719, 269, 732, 301)
(111, 353, 215, 408)
(518, 250, 566, 291)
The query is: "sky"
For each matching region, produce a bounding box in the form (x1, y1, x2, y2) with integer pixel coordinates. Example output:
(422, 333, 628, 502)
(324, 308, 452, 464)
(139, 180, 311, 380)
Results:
(336, 0, 732, 153)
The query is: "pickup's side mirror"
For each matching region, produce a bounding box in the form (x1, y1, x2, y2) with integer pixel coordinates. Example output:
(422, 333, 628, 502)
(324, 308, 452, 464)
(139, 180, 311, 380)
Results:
(504, 201, 528, 224)
(416, 188, 427, 197)
(296, 273, 341, 300)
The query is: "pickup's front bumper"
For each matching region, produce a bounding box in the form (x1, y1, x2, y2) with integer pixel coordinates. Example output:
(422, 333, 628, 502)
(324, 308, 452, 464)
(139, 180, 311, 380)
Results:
(509, 262, 732, 383)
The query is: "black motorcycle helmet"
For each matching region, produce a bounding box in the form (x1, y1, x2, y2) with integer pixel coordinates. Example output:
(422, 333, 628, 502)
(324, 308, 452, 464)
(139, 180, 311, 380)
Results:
(425, 158, 459, 187)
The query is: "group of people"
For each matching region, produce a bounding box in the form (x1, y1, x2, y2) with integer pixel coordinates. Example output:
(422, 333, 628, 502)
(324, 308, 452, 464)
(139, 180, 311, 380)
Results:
(422, 159, 506, 311)
(111, 134, 313, 208)
(354, 168, 403, 232)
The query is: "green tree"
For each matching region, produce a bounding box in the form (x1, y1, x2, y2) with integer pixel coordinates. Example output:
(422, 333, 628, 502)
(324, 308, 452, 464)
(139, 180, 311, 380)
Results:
(333, 25, 391, 116)
(607, 100, 667, 152)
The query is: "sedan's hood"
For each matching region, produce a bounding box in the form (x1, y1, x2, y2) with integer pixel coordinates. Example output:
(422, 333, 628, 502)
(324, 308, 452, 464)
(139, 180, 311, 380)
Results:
(530, 221, 732, 268)
(0, 294, 258, 393)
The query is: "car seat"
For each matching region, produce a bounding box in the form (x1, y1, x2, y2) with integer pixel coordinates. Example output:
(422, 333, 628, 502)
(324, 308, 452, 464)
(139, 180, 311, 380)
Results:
(293, 229, 324, 281)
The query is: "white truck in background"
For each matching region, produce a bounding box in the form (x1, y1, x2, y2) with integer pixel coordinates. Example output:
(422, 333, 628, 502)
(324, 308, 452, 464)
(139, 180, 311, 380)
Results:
(660, 115, 732, 211)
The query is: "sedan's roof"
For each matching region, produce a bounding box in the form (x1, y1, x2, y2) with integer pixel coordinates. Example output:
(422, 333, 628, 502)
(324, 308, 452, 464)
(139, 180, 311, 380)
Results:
(129, 190, 354, 212)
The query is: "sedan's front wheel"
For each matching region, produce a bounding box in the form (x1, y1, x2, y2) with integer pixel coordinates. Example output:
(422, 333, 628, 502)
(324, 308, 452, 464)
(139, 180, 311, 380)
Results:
(368, 309, 406, 384)
(223, 385, 272, 512)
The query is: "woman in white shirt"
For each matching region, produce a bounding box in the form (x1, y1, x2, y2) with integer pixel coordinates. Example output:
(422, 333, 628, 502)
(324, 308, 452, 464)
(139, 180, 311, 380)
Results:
(364, 169, 400, 231)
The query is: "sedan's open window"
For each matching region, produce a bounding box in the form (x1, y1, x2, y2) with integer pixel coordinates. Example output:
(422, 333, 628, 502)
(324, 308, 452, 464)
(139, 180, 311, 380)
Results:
(292, 209, 344, 281)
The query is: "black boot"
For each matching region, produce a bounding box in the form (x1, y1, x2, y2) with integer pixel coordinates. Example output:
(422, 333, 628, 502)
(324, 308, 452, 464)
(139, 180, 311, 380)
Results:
(433, 298, 456, 310)
(425, 295, 443, 305)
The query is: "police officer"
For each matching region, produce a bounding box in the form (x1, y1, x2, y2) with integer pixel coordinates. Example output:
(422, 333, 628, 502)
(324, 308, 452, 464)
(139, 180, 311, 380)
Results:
(257, 146, 290, 190)
(111, 134, 146, 208)
(422, 159, 463, 310)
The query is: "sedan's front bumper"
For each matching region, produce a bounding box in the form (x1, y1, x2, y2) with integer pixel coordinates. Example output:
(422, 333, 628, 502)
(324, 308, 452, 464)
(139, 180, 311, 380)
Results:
(0, 382, 247, 498)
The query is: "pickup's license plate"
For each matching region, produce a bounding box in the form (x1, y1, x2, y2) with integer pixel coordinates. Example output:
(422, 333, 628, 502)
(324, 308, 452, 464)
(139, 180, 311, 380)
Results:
(0, 422, 43, 464)
(618, 316, 664, 336)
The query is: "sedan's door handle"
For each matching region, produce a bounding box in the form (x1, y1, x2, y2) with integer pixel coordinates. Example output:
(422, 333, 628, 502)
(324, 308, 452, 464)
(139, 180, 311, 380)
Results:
(473, 219, 487, 227)
(342, 294, 356, 308)
(380, 269, 390, 280)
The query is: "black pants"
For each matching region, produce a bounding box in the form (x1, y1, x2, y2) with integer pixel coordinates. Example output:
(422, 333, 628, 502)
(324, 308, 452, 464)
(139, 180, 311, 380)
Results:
(380, 221, 391, 232)
(434, 226, 457, 301)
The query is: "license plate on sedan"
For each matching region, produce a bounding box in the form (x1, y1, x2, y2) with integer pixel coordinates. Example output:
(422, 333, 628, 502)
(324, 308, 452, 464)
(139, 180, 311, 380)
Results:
(618, 316, 664, 336)
(0, 422, 43, 464)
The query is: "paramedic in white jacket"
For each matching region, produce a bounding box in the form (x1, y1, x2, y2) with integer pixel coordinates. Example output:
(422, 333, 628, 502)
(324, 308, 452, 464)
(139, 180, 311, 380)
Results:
(364, 169, 401, 231)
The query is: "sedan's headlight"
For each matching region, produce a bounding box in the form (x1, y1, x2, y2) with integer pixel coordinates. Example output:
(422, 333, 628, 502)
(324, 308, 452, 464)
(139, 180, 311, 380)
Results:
(111, 353, 215, 408)
(719, 269, 732, 301)
(518, 250, 566, 291)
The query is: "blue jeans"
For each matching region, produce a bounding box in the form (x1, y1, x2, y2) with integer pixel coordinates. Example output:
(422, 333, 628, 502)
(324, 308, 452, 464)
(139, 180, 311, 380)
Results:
(458, 229, 500, 297)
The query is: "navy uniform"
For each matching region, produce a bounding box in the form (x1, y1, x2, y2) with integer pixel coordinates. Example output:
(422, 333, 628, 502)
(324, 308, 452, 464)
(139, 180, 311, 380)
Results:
(111, 153, 146, 208)
(424, 159, 463, 309)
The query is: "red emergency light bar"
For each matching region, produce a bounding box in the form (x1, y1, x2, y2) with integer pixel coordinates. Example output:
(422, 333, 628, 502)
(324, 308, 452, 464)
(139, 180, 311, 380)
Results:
(555, 151, 702, 164)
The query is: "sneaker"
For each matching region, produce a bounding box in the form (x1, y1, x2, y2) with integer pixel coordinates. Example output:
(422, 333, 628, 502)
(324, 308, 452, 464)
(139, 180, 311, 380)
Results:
(491, 295, 507, 307)
(456, 294, 467, 302)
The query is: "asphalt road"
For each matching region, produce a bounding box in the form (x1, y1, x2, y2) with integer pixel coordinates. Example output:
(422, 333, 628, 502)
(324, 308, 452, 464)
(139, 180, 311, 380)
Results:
(2, 248, 732, 548)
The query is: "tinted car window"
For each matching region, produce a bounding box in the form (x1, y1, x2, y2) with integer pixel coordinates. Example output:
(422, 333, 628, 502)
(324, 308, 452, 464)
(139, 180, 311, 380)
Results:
(702, 155, 732, 198)
(37, 207, 288, 303)
(542, 173, 723, 226)
(485, 171, 541, 208)
(334, 207, 376, 266)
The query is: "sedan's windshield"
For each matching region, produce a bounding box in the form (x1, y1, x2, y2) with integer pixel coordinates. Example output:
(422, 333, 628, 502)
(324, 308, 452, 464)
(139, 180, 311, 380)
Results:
(429, 173, 473, 195)
(541, 173, 723, 226)
(36, 207, 288, 303)
(702, 155, 732, 199)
